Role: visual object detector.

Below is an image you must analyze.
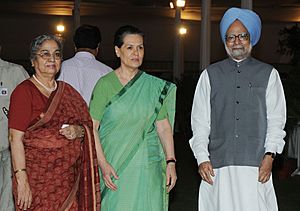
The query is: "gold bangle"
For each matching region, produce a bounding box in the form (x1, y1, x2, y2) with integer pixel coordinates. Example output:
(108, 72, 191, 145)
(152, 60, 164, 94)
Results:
(14, 168, 26, 174)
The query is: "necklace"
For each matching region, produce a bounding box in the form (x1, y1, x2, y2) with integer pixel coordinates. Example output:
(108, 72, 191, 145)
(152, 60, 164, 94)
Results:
(33, 74, 57, 92)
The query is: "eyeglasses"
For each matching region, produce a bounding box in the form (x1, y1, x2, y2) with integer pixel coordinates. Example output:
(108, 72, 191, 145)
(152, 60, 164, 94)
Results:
(35, 51, 62, 60)
(225, 33, 249, 43)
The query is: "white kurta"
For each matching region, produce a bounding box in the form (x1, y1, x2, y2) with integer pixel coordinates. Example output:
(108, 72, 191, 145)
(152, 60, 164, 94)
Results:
(190, 67, 286, 211)
(58, 51, 112, 104)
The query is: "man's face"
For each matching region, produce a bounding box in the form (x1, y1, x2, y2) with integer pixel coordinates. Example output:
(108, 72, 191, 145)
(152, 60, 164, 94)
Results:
(225, 20, 251, 60)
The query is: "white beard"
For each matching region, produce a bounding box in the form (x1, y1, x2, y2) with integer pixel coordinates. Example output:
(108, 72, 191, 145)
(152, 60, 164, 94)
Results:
(225, 44, 252, 60)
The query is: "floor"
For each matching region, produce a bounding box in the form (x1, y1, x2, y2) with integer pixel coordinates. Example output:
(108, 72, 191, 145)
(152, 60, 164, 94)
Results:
(168, 132, 300, 211)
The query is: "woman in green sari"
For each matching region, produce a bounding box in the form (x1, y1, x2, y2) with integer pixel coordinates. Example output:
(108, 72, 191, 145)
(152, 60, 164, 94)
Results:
(90, 25, 177, 210)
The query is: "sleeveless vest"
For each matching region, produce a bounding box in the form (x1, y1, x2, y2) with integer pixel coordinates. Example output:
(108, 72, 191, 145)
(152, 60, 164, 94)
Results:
(207, 57, 272, 168)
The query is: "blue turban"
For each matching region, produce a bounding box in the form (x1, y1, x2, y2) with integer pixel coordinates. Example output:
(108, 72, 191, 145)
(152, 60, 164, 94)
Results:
(220, 7, 262, 46)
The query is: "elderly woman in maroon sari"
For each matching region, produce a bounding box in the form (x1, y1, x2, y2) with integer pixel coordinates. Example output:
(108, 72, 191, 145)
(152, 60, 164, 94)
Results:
(8, 34, 100, 211)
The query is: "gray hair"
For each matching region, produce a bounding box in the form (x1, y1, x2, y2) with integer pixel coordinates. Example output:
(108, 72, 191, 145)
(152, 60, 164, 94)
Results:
(29, 34, 63, 61)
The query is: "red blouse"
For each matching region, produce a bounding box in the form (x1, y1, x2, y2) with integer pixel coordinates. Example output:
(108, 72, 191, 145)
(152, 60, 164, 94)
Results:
(9, 80, 51, 132)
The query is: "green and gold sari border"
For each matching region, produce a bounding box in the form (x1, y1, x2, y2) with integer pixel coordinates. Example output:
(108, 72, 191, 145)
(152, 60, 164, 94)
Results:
(101, 80, 172, 198)
(105, 70, 143, 108)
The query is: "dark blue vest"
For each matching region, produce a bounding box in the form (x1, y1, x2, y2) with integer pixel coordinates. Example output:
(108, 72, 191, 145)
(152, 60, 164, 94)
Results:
(207, 57, 272, 168)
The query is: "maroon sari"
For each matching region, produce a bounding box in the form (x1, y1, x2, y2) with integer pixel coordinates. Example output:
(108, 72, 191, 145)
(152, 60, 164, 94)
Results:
(13, 82, 100, 211)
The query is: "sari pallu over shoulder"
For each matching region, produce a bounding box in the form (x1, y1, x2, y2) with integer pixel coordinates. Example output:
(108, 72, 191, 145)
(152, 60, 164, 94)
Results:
(14, 82, 100, 211)
(99, 72, 176, 202)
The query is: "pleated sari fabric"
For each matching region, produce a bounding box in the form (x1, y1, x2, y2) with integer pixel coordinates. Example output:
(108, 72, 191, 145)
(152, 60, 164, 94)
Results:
(10, 81, 101, 211)
(98, 72, 176, 211)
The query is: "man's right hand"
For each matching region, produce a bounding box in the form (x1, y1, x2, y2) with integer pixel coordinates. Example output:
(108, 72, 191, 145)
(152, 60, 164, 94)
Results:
(198, 161, 215, 185)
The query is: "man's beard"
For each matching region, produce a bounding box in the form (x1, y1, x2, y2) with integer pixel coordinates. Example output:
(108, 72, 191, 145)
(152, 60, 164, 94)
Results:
(225, 44, 252, 60)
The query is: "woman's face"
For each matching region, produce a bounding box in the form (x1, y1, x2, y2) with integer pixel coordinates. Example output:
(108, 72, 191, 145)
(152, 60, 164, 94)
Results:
(115, 34, 144, 70)
(32, 39, 62, 77)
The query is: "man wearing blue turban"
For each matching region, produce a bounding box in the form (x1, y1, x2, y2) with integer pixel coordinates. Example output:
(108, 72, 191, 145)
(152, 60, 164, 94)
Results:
(190, 7, 286, 211)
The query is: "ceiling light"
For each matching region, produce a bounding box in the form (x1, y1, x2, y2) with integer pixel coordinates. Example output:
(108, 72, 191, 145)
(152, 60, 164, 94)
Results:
(176, 0, 186, 8)
(56, 24, 65, 32)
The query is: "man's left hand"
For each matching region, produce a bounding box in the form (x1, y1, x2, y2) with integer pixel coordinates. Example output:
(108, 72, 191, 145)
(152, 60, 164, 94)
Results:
(258, 155, 274, 183)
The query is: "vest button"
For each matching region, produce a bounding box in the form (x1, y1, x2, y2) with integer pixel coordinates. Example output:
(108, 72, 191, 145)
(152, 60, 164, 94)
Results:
(236, 101, 240, 104)
(238, 70, 241, 73)
(236, 117, 240, 120)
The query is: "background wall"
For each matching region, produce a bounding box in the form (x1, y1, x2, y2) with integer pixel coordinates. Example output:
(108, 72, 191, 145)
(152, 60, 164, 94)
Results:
(0, 12, 294, 72)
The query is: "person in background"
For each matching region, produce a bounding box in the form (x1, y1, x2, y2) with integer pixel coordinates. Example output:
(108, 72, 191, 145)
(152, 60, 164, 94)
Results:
(8, 34, 100, 210)
(0, 45, 29, 211)
(58, 24, 112, 104)
(189, 7, 286, 211)
(89, 25, 177, 211)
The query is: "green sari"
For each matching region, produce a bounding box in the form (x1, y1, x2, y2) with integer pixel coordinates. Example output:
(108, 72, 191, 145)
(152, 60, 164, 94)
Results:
(90, 71, 176, 211)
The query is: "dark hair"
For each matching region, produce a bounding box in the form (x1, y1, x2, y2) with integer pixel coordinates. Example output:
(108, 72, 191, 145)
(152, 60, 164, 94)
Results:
(113, 25, 144, 48)
(30, 34, 62, 61)
(73, 24, 101, 49)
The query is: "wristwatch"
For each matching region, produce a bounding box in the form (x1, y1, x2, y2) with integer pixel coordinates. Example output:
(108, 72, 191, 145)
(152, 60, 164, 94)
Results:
(264, 152, 276, 159)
